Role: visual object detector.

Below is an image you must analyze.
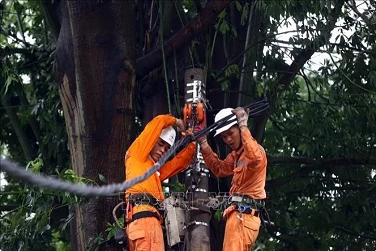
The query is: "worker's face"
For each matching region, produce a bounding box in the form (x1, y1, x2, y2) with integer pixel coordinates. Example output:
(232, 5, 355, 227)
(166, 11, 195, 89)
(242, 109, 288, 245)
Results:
(150, 137, 171, 162)
(220, 125, 241, 151)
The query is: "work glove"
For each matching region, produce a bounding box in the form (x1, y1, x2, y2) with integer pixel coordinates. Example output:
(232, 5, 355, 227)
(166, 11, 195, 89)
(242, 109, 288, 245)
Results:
(175, 118, 185, 132)
(193, 112, 207, 143)
(232, 107, 250, 128)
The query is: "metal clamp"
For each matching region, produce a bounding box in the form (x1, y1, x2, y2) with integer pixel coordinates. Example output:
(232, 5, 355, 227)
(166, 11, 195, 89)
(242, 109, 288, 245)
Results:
(238, 205, 248, 213)
(186, 172, 209, 177)
(183, 220, 209, 229)
(206, 198, 220, 208)
(230, 195, 243, 203)
(194, 188, 207, 193)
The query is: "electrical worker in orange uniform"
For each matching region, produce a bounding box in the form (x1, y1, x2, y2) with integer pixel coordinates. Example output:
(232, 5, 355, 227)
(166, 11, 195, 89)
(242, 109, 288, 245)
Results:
(125, 114, 196, 251)
(195, 107, 267, 251)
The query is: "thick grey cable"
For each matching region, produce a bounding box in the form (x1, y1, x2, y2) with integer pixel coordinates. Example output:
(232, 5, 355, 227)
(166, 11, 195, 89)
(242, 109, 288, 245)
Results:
(0, 137, 188, 197)
(0, 99, 269, 197)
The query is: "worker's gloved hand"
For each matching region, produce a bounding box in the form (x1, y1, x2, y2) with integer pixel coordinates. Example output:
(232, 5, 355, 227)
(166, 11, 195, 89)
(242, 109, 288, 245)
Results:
(193, 112, 207, 143)
(175, 118, 185, 132)
(195, 134, 207, 144)
(232, 107, 249, 128)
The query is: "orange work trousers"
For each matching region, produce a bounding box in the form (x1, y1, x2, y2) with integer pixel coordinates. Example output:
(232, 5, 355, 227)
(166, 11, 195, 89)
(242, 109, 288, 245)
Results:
(222, 210, 261, 251)
(126, 216, 164, 251)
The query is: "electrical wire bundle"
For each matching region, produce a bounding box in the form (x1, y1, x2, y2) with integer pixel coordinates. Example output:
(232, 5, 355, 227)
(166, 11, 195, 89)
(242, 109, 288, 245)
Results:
(0, 97, 269, 197)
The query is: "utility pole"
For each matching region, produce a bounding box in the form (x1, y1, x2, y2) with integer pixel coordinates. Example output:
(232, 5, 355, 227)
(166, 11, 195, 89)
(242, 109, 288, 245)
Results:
(183, 68, 211, 251)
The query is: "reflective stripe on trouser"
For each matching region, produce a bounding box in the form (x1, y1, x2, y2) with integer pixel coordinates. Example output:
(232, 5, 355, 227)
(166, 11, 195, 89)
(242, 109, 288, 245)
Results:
(126, 216, 164, 251)
(222, 210, 261, 251)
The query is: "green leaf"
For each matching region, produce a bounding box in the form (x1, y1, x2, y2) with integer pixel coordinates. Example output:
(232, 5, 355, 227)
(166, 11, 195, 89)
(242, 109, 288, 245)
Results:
(27, 158, 43, 173)
(224, 64, 239, 77)
(235, 1, 242, 12)
(221, 80, 229, 91)
(13, 1, 23, 14)
(4, 75, 13, 94)
(213, 210, 223, 220)
(231, 27, 238, 37)
(218, 9, 226, 19)
(219, 21, 230, 34)
(98, 173, 106, 183)
(241, 3, 249, 25)
(256, 83, 264, 96)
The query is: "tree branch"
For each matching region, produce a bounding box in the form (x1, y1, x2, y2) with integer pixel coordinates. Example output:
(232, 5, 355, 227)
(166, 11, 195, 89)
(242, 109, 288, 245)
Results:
(335, 225, 376, 240)
(278, 2, 344, 90)
(1, 98, 36, 161)
(347, 0, 373, 28)
(0, 205, 19, 212)
(0, 47, 32, 57)
(39, 0, 61, 41)
(266, 155, 375, 191)
(135, 0, 233, 79)
(252, 1, 345, 142)
(267, 156, 376, 166)
(0, 28, 31, 47)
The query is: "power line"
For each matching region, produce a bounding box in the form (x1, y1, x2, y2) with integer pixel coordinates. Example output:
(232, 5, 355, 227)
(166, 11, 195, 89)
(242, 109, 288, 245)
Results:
(0, 137, 190, 197)
(0, 99, 270, 197)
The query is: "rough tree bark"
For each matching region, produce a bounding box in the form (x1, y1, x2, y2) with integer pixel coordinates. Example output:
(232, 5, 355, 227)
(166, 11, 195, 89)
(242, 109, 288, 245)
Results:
(54, 1, 136, 250)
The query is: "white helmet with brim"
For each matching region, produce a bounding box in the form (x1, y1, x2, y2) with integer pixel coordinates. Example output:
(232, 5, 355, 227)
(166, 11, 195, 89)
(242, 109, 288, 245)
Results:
(214, 108, 237, 136)
(160, 126, 176, 146)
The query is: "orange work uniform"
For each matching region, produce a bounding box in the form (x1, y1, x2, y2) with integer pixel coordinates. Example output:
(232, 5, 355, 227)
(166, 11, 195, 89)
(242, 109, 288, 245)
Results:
(201, 127, 267, 251)
(125, 114, 196, 251)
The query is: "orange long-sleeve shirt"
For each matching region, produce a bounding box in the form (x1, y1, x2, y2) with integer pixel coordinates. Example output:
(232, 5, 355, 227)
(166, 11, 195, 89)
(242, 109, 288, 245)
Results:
(201, 127, 267, 199)
(125, 114, 196, 201)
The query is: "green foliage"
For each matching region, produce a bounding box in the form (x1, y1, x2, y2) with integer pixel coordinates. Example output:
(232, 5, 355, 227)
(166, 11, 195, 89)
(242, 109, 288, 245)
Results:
(86, 233, 105, 251)
(0, 157, 86, 250)
(1, 2, 68, 245)
(52, 231, 71, 251)
(1, 0, 375, 250)
(105, 215, 124, 241)
(213, 209, 223, 221)
(98, 173, 107, 183)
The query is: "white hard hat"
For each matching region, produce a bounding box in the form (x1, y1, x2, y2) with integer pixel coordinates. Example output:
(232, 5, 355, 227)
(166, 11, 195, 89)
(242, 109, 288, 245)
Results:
(160, 126, 176, 146)
(214, 108, 237, 136)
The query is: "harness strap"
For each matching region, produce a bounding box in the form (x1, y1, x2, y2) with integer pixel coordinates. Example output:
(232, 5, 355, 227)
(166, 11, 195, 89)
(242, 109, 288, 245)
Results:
(128, 193, 159, 206)
(129, 211, 160, 223)
(230, 193, 265, 209)
(238, 205, 261, 217)
(222, 204, 260, 218)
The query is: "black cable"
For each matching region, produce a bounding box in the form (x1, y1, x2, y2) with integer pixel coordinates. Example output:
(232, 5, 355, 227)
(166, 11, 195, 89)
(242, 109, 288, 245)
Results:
(0, 99, 269, 197)
(193, 97, 269, 140)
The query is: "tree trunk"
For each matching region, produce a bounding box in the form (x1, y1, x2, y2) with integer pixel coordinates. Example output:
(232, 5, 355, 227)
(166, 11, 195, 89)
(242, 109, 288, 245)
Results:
(54, 1, 136, 250)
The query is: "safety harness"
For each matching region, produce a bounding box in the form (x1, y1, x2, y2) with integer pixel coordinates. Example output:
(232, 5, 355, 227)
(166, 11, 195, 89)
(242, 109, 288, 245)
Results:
(223, 193, 272, 226)
(111, 98, 271, 247)
(125, 193, 162, 224)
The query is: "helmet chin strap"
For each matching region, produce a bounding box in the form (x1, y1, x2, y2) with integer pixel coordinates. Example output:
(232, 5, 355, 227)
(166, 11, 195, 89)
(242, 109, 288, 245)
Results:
(233, 127, 243, 151)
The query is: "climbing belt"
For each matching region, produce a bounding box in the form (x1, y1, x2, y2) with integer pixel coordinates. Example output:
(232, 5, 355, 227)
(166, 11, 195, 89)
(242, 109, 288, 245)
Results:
(0, 97, 269, 197)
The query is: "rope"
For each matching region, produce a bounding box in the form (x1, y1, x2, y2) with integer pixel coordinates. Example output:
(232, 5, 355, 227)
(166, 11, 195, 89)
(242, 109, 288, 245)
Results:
(0, 98, 269, 197)
(112, 201, 126, 230)
(0, 136, 190, 197)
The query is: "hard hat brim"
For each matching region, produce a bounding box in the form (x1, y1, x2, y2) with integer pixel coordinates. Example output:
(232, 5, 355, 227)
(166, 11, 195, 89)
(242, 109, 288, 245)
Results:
(214, 121, 237, 137)
(160, 127, 176, 146)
